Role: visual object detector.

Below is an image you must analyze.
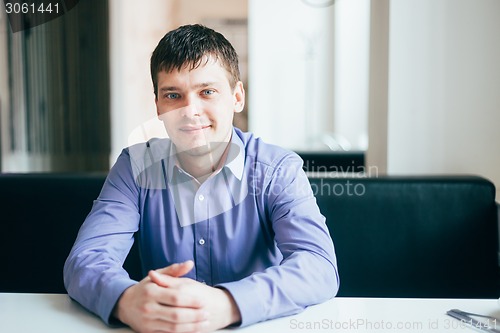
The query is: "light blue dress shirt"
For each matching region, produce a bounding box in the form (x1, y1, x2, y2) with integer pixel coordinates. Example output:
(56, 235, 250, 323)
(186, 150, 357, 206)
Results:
(64, 128, 339, 327)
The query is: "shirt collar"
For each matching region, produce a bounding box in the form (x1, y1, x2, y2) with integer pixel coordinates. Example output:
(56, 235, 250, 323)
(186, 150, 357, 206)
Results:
(224, 128, 245, 181)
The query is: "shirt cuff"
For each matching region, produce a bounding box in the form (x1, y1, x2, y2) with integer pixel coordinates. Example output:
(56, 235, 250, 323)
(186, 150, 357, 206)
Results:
(216, 279, 264, 327)
(98, 278, 138, 325)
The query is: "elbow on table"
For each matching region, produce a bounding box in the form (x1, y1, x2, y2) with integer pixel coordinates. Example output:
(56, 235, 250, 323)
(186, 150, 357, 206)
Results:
(322, 261, 340, 300)
(309, 255, 340, 304)
(330, 265, 340, 298)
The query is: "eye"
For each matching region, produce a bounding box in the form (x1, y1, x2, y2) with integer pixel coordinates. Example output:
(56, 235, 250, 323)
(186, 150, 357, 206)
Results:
(201, 89, 215, 96)
(164, 92, 180, 99)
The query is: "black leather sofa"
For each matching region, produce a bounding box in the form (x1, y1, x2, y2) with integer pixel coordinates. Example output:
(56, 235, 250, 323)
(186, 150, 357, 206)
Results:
(0, 173, 498, 298)
(309, 176, 499, 298)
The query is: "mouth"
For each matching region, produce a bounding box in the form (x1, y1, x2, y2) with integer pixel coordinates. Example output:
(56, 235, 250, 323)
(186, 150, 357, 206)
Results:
(179, 125, 212, 132)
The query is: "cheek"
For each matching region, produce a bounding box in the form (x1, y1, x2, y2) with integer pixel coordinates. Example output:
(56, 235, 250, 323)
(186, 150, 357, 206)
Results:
(158, 110, 172, 124)
(211, 98, 236, 117)
(158, 112, 178, 134)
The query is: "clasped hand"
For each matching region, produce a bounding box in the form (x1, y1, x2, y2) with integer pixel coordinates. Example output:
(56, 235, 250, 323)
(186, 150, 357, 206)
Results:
(114, 260, 240, 333)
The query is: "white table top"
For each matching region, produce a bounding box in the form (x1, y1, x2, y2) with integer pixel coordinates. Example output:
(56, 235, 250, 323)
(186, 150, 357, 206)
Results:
(1, 293, 499, 333)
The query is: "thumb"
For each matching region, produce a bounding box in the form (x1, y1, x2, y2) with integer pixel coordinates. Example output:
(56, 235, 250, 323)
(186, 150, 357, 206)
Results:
(156, 260, 194, 278)
(149, 269, 179, 288)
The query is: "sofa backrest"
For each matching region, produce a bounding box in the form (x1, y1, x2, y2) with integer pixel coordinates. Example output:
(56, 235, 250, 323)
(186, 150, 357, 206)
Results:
(0, 173, 497, 298)
(309, 176, 499, 298)
(0, 173, 104, 293)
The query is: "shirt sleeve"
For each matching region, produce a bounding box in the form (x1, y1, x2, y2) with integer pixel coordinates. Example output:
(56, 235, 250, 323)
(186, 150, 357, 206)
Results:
(217, 153, 340, 327)
(63, 149, 140, 324)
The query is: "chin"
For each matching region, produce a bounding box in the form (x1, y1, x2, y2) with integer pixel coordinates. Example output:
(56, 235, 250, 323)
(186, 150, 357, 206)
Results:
(187, 145, 211, 156)
(175, 143, 211, 156)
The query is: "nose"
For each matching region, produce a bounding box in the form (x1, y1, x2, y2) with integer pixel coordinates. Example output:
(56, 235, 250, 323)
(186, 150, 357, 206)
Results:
(180, 95, 201, 118)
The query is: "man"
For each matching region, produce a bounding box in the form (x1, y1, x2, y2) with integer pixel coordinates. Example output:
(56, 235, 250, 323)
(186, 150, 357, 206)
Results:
(64, 24, 339, 333)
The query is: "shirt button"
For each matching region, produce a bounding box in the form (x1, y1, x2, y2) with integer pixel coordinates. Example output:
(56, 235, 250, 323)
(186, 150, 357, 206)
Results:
(198, 194, 205, 201)
(198, 238, 205, 245)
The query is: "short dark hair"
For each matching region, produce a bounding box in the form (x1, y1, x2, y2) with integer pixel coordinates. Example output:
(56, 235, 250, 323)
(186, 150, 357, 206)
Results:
(150, 24, 241, 98)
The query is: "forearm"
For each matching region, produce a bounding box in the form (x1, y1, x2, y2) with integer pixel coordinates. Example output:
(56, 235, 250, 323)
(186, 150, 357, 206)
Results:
(64, 149, 142, 323)
(217, 250, 339, 327)
(64, 240, 138, 323)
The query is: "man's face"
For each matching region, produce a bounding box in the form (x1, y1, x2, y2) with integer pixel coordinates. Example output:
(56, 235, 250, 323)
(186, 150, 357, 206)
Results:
(155, 58, 245, 157)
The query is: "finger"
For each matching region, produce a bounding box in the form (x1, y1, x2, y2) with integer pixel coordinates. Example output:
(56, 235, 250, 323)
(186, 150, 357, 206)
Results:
(157, 305, 209, 324)
(149, 269, 181, 288)
(156, 287, 205, 308)
(149, 318, 210, 333)
(156, 260, 194, 277)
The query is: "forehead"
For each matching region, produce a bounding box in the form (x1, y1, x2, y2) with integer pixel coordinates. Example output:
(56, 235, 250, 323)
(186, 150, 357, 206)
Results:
(157, 57, 231, 87)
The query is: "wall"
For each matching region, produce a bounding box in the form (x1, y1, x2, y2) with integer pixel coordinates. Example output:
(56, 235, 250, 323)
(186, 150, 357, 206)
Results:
(248, 0, 336, 151)
(108, 0, 175, 163)
(170, 0, 247, 26)
(387, 0, 500, 200)
(248, 0, 371, 152)
(333, 0, 370, 151)
(366, 0, 389, 175)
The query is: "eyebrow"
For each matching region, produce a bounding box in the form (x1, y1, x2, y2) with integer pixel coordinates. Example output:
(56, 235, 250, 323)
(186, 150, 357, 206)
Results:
(159, 82, 218, 92)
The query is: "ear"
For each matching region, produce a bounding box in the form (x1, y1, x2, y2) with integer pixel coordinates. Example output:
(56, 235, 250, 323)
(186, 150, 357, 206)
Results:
(233, 81, 245, 113)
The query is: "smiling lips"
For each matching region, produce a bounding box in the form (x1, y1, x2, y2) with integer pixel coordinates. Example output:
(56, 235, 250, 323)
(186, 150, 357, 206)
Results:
(180, 125, 212, 132)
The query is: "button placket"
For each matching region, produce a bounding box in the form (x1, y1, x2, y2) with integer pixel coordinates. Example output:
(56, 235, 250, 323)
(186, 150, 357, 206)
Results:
(193, 220, 211, 286)
(193, 188, 208, 223)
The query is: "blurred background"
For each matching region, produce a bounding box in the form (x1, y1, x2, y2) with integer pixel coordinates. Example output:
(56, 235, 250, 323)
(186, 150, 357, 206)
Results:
(0, 0, 499, 199)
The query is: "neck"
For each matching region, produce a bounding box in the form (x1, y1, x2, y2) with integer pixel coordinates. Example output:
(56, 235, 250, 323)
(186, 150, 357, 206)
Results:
(177, 140, 230, 181)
